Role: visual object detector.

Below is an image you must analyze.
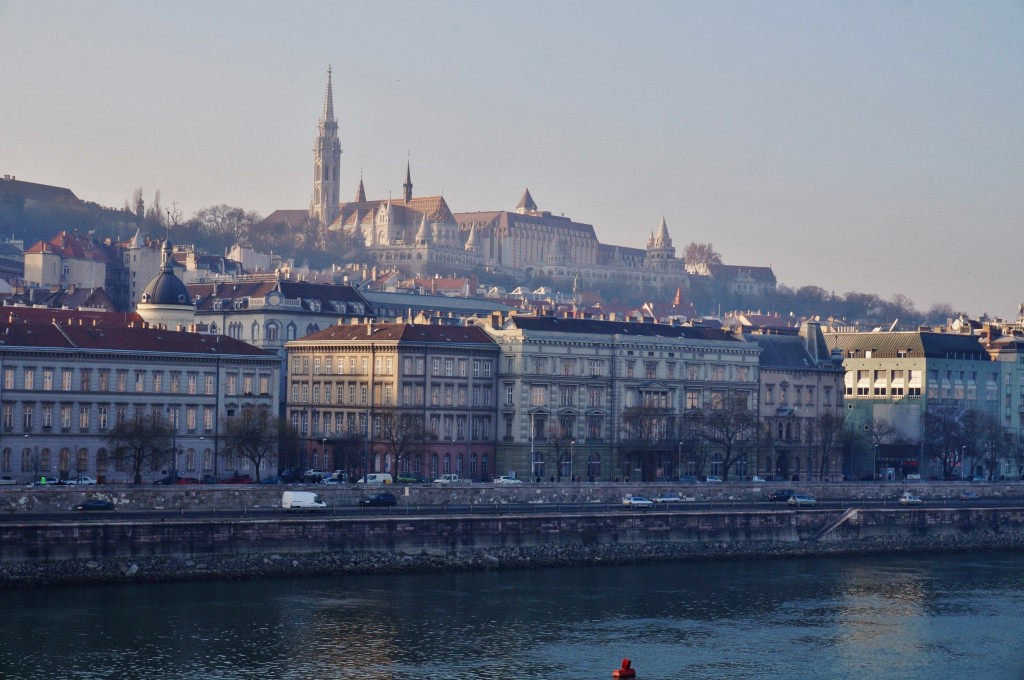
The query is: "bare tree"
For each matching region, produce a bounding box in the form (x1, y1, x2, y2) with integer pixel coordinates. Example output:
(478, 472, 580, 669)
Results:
(106, 417, 172, 484)
(377, 412, 426, 479)
(219, 410, 281, 482)
(924, 402, 964, 479)
(682, 242, 723, 269)
(1012, 433, 1024, 480)
(690, 396, 757, 481)
(813, 412, 845, 481)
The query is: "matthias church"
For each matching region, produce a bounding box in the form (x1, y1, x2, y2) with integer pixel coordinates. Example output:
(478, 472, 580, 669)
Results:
(263, 69, 775, 297)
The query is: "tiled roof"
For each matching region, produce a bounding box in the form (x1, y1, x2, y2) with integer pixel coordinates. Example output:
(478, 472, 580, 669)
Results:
(291, 322, 497, 346)
(707, 264, 777, 283)
(24, 231, 116, 264)
(0, 321, 272, 357)
(259, 210, 310, 228)
(189, 280, 370, 314)
(453, 210, 598, 239)
(361, 291, 514, 314)
(507, 315, 745, 343)
(826, 331, 989, 360)
(0, 306, 142, 326)
(0, 177, 81, 206)
(743, 334, 818, 369)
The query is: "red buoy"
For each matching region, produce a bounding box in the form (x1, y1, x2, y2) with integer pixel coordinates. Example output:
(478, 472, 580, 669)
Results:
(612, 658, 636, 679)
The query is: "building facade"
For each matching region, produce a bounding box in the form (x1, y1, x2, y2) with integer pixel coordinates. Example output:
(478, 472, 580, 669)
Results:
(284, 322, 499, 482)
(0, 309, 279, 483)
(479, 314, 760, 482)
(744, 322, 846, 481)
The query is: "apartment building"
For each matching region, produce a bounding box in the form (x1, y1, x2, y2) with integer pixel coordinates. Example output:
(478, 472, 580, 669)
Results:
(285, 321, 499, 481)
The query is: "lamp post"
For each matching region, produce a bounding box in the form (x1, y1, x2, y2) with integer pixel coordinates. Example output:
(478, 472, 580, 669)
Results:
(569, 440, 575, 481)
(167, 406, 178, 482)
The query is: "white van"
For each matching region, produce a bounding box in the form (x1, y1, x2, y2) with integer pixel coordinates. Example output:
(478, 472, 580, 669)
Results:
(356, 473, 393, 485)
(282, 491, 327, 511)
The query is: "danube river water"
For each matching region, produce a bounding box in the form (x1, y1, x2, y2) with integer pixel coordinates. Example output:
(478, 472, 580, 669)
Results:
(3, 552, 1024, 680)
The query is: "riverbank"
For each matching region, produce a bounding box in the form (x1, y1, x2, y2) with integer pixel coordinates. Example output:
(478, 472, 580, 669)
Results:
(4, 531, 1024, 589)
(4, 503, 1024, 588)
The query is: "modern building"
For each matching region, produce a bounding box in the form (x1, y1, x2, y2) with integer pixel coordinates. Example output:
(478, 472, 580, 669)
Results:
(0, 308, 279, 483)
(826, 330, 999, 479)
(284, 321, 499, 482)
(478, 313, 761, 482)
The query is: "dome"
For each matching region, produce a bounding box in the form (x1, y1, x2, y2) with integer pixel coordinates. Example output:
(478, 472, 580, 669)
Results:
(140, 241, 191, 306)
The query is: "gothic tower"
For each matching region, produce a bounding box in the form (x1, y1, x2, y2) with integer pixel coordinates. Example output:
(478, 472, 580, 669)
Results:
(310, 66, 342, 226)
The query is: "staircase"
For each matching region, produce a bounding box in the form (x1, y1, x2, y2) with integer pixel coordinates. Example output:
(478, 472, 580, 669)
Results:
(811, 508, 858, 541)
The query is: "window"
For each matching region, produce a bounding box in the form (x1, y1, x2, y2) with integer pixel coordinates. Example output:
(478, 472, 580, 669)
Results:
(42, 405, 52, 428)
(135, 371, 144, 393)
(205, 375, 214, 395)
(562, 359, 576, 376)
(60, 405, 72, 430)
(187, 374, 197, 394)
(505, 385, 515, 406)
(625, 361, 634, 378)
(62, 370, 73, 391)
(590, 360, 602, 376)
(560, 386, 576, 407)
(79, 406, 89, 430)
(505, 356, 514, 373)
(459, 360, 467, 377)
(186, 407, 197, 431)
(686, 390, 701, 410)
(98, 407, 108, 431)
(445, 359, 454, 377)
(99, 371, 109, 392)
(227, 375, 237, 395)
(644, 362, 657, 379)
(530, 385, 547, 406)
(432, 359, 441, 376)
(473, 360, 481, 378)
(43, 369, 54, 390)
(3, 368, 13, 390)
(152, 373, 161, 393)
(170, 373, 180, 393)
(243, 375, 253, 394)
(204, 407, 214, 431)
(22, 405, 33, 431)
(314, 358, 321, 375)
(712, 365, 725, 381)
(260, 376, 270, 395)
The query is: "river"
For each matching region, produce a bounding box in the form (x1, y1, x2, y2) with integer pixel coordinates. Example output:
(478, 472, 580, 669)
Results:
(2, 551, 1023, 679)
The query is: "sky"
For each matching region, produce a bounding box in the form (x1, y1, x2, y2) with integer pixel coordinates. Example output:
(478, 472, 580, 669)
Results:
(1, 1, 1022, 318)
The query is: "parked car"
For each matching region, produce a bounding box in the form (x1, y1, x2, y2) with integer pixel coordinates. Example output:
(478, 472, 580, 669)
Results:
(220, 474, 252, 484)
(65, 476, 97, 485)
(433, 474, 460, 484)
(750, 475, 767, 482)
(494, 476, 523, 485)
(622, 495, 655, 509)
(281, 491, 326, 511)
(357, 473, 393, 485)
(959, 491, 979, 501)
(972, 475, 988, 482)
(704, 475, 723, 483)
(260, 476, 283, 485)
(73, 499, 115, 512)
(654, 493, 683, 503)
(677, 475, 699, 484)
(359, 492, 398, 507)
(396, 472, 423, 484)
(175, 477, 201, 485)
(788, 494, 818, 507)
(898, 492, 923, 505)
(768, 489, 796, 502)
(905, 474, 922, 481)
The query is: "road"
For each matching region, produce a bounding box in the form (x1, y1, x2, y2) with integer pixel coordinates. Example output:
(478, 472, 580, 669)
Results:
(3, 495, 1020, 523)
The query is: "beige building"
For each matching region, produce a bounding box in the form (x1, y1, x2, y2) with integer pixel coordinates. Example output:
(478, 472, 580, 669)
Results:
(742, 322, 846, 481)
(285, 322, 499, 481)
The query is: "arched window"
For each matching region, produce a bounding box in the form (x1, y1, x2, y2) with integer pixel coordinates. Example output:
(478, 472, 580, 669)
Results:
(480, 454, 489, 478)
(265, 322, 279, 342)
(430, 454, 439, 478)
(96, 448, 109, 474)
(59, 448, 71, 474)
(456, 454, 463, 477)
(287, 323, 297, 341)
(209, 322, 218, 334)
(76, 448, 88, 474)
(1, 447, 11, 473)
(443, 453, 451, 475)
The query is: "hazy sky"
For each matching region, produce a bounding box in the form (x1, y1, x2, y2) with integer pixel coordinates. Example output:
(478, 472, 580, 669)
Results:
(2, 1, 1022, 317)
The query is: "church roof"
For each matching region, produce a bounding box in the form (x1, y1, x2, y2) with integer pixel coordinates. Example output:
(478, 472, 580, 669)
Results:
(454, 210, 598, 239)
(336, 195, 457, 229)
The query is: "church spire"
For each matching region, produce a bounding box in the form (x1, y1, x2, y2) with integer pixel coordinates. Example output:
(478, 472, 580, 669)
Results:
(355, 171, 366, 202)
(320, 65, 335, 125)
(310, 66, 342, 227)
(403, 156, 413, 203)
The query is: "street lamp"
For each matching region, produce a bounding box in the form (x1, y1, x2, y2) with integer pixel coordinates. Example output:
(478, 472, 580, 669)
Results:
(167, 406, 178, 482)
(569, 440, 575, 481)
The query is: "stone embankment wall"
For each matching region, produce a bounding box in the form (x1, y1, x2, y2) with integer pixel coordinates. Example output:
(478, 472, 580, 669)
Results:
(3, 480, 1022, 513)
(2, 503, 1024, 588)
